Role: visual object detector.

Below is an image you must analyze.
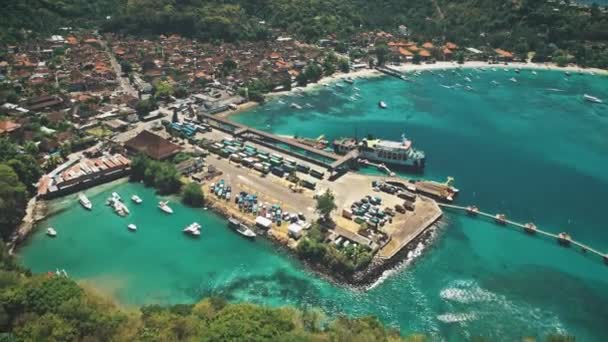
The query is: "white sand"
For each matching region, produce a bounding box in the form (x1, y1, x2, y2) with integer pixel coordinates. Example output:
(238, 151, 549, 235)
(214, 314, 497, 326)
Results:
(391, 61, 608, 75)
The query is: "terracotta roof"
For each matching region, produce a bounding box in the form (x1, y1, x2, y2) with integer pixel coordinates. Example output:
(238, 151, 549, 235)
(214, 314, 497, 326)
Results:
(419, 49, 431, 57)
(124, 130, 182, 160)
(443, 48, 453, 55)
(445, 42, 458, 50)
(0, 120, 21, 134)
(398, 47, 414, 56)
(494, 48, 513, 58)
(422, 42, 434, 49)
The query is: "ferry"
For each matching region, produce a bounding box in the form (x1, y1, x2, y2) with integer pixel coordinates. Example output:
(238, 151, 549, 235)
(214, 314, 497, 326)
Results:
(78, 193, 92, 210)
(131, 195, 143, 204)
(46, 227, 57, 237)
(334, 134, 426, 170)
(127, 224, 137, 232)
(158, 201, 173, 214)
(583, 94, 603, 104)
(183, 222, 201, 237)
(378, 101, 387, 109)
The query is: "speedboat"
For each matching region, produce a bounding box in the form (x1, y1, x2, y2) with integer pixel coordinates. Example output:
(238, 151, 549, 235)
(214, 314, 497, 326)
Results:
(237, 223, 257, 238)
(78, 193, 92, 210)
(183, 223, 201, 237)
(158, 201, 173, 214)
(46, 227, 57, 237)
(131, 195, 143, 204)
(378, 101, 387, 109)
(111, 192, 122, 201)
(584, 94, 603, 104)
(127, 224, 137, 231)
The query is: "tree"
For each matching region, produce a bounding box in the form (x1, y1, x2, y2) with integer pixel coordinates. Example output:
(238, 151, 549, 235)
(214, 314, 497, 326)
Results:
(135, 99, 157, 117)
(119, 60, 132, 75)
(7, 155, 42, 194)
(303, 64, 323, 83)
(59, 142, 71, 159)
(153, 80, 174, 99)
(315, 189, 337, 222)
(182, 182, 204, 207)
(0, 164, 27, 240)
(456, 52, 465, 64)
(374, 44, 390, 66)
(295, 72, 308, 87)
(337, 58, 350, 73)
(220, 59, 237, 76)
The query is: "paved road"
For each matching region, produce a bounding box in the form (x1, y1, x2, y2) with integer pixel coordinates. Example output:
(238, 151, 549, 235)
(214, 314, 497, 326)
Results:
(97, 35, 138, 97)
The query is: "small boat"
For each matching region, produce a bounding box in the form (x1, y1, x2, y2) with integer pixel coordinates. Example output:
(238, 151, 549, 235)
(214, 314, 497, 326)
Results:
(558, 232, 571, 246)
(290, 103, 302, 109)
(78, 193, 92, 210)
(335, 83, 345, 89)
(354, 87, 361, 91)
(465, 85, 474, 91)
(158, 201, 173, 214)
(464, 76, 472, 83)
(565, 71, 571, 77)
(183, 223, 201, 237)
(491, 80, 500, 86)
(131, 195, 143, 204)
(47, 227, 57, 237)
(127, 224, 137, 231)
(466, 206, 479, 216)
(514, 68, 520, 74)
(583, 94, 603, 104)
(509, 77, 517, 83)
(237, 223, 257, 239)
(378, 101, 387, 109)
(532, 71, 537, 75)
(228, 217, 241, 228)
(440, 84, 452, 89)
(524, 223, 537, 235)
(111, 192, 122, 201)
(344, 77, 355, 84)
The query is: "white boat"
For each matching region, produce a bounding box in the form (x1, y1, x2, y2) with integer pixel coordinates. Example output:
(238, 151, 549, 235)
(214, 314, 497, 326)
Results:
(78, 193, 92, 210)
(158, 201, 173, 214)
(131, 195, 143, 204)
(290, 103, 302, 109)
(183, 222, 201, 237)
(111, 199, 129, 216)
(237, 223, 257, 238)
(509, 77, 518, 83)
(344, 77, 355, 84)
(378, 101, 387, 109)
(532, 71, 537, 75)
(584, 94, 603, 104)
(127, 224, 137, 231)
(47, 227, 57, 237)
(111, 192, 122, 201)
(464, 76, 472, 83)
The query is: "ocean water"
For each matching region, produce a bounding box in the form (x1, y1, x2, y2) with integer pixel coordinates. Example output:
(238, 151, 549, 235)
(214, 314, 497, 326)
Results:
(19, 69, 608, 341)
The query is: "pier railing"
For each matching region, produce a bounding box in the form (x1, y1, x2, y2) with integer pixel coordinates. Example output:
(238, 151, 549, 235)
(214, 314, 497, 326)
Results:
(438, 203, 608, 263)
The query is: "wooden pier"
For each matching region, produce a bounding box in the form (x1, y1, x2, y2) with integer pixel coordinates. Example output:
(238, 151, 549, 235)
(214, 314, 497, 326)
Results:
(438, 203, 608, 263)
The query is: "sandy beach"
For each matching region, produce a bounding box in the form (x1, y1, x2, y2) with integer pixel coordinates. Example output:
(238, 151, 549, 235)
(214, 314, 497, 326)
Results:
(392, 60, 608, 75)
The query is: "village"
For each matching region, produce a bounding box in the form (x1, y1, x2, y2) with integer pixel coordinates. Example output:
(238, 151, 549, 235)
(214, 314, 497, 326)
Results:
(0, 25, 572, 282)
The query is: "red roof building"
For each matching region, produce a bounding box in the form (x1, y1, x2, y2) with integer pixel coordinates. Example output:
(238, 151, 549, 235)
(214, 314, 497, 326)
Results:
(124, 130, 182, 160)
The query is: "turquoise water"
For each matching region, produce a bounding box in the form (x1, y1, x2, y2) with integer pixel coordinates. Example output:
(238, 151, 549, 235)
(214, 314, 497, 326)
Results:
(20, 69, 608, 340)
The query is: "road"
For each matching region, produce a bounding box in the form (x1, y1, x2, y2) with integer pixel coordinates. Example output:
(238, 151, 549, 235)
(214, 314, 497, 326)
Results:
(97, 35, 138, 97)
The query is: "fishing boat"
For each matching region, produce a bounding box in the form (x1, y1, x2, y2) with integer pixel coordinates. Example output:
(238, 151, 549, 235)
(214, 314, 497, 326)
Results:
(509, 77, 517, 83)
(131, 195, 143, 204)
(290, 103, 302, 109)
(378, 101, 387, 109)
(127, 224, 137, 231)
(237, 223, 257, 238)
(464, 76, 472, 83)
(183, 223, 201, 237)
(46, 227, 57, 237)
(344, 77, 355, 84)
(78, 193, 92, 210)
(583, 94, 603, 104)
(158, 201, 173, 214)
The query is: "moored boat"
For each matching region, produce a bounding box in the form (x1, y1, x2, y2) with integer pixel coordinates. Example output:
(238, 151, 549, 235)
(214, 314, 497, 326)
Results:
(558, 232, 571, 246)
(131, 195, 143, 204)
(127, 224, 137, 231)
(495, 214, 507, 225)
(378, 101, 387, 109)
(78, 193, 92, 210)
(237, 223, 257, 238)
(158, 201, 173, 214)
(524, 222, 537, 234)
(466, 206, 479, 216)
(46, 227, 57, 237)
(183, 223, 201, 237)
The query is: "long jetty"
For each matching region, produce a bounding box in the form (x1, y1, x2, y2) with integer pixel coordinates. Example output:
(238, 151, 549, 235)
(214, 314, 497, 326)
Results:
(200, 113, 356, 171)
(375, 66, 411, 81)
(438, 203, 608, 263)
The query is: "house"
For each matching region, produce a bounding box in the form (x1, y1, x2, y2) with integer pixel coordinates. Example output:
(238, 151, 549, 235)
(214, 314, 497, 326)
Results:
(288, 223, 304, 239)
(104, 119, 129, 132)
(124, 130, 182, 160)
(494, 48, 514, 62)
(25, 95, 64, 111)
(0, 120, 22, 135)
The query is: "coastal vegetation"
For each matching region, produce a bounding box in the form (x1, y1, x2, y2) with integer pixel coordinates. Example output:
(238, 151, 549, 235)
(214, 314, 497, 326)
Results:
(0, 242, 422, 341)
(315, 189, 337, 223)
(182, 182, 205, 208)
(129, 155, 181, 195)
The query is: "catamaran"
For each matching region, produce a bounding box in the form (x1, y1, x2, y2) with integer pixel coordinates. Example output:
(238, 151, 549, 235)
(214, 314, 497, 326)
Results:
(131, 195, 143, 204)
(78, 193, 92, 210)
(584, 94, 603, 104)
(46, 227, 57, 237)
(158, 201, 173, 214)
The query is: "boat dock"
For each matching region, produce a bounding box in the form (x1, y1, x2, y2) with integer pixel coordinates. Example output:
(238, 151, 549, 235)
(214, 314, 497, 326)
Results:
(375, 66, 410, 81)
(200, 113, 357, 172)
(439, 203, 608, 264)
